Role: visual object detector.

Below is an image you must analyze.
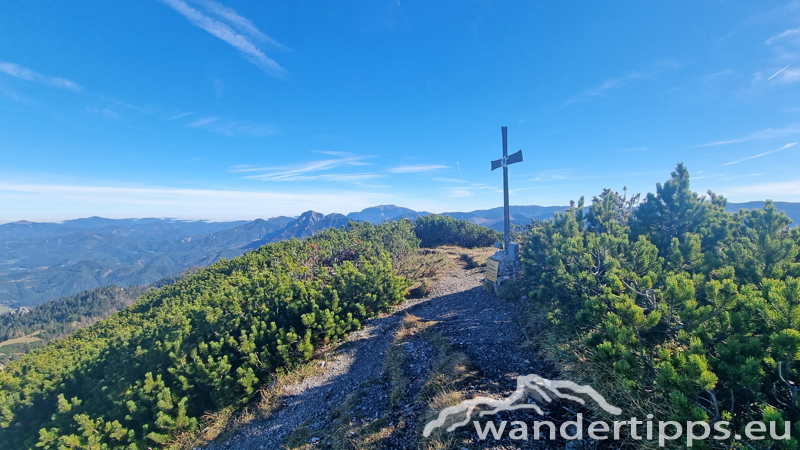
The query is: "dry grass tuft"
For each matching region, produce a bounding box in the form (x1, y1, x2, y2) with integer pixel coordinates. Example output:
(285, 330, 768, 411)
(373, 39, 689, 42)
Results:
(395, 248, 455, 298)
(386, 315, 435, 406)
(395, 248, 454, 281)
(436, 245, 496, 270)
(170, 358, 326, 449)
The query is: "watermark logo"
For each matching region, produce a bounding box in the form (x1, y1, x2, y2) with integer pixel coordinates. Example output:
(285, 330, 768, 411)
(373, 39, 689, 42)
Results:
(423, 374, 620, 437)
(423, 374, 792, 446)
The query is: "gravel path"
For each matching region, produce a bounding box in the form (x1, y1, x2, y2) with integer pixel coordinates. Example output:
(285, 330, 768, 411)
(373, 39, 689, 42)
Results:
(208, 262, 556, 450)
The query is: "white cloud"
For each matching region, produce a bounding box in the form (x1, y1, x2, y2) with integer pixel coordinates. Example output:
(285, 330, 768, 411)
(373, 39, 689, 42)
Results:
(193, 0, 288, 51)
(442, 187, 474, 198)
(767, 28, 800, 45)
(703, 69, 734, 82)
(564, 61, 680, 106)
(389, 164, 449, 173)
(760, 28, 800, 83)
(0, 62, 83, 91)
(698, 124, 800, 146)
(248, 173, 381, 182)
(693, 173, 727, 180)
(169, 112, 194, 120)
(777, 68, 800, 82)
(433, 178, 468, 183)
(159, 0, 287, 77)
(0, 182, 390, 223)
(233, 153, 374, 183)
(188, 116, 274, 136)
(725, 179, 800, 200)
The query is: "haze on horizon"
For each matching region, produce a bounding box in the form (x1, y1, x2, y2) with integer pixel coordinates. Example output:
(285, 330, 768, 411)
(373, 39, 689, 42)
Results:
(2, 1, 800, 223)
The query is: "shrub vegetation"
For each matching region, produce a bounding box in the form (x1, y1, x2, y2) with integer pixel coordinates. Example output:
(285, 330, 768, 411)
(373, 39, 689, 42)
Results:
(0, 221, 417, 449)
(414, 214, 502, 248)
(522, 164, 800, 447)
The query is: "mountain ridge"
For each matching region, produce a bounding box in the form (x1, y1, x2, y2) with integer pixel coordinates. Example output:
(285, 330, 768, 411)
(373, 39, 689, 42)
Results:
(2, 201, 798, 307)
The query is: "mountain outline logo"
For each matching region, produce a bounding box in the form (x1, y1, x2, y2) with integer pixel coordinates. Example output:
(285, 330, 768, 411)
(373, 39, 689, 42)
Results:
(423, 374, 622, 437)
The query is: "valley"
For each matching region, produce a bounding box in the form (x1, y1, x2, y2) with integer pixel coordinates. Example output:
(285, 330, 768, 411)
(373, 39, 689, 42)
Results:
(4, 201, 793, 308)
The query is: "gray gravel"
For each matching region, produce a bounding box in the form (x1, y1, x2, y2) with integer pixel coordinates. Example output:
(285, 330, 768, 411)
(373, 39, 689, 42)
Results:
(207, 263, 570, 450)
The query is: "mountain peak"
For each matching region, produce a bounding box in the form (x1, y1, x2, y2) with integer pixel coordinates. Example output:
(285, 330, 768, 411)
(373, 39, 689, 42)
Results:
(347, 205, 416, 223)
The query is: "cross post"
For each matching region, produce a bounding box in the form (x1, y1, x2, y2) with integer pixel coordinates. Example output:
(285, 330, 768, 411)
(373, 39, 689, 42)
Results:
(490, 126, 523, 251)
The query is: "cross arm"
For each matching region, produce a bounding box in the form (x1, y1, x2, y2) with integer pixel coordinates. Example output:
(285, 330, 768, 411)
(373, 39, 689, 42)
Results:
(490, 149, 524, 171)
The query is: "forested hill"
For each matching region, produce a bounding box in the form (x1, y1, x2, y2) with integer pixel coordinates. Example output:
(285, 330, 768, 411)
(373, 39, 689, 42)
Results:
(0, 274, 183, 364)
(0, 220, 426, 449)
(3, 201, 798, 308)
(727, 201, 800, 223)
(0, 214, 333, 307)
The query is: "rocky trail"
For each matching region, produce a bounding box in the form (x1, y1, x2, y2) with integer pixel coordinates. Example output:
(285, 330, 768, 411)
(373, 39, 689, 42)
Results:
(207, 250, 577, 450)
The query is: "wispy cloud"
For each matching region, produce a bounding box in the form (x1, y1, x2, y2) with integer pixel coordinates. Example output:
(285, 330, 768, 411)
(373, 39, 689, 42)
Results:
(434, 177, 468, 183)
(564, 61, 680, 106)
(0, 62, 83, 92)
(442, 187, 474, 198)
(233, 153, 376, 184)
(698, 124, 800, 146)
(761, 28, 800, 83)
(159, 0, 287, 77)
(188, 116, 274, 136)
(529, 169, 576, 182)
(703, 69, 734, 82)
(169, 112, 194, 120)
(725, 179, 800, 200)
(194, 0, 288, 51)
(693, 173, 727, 180)
(563, 71, 645, 106)
(0, 182, 390, 222)
(767, 28, 800, 45)
(722, 142, 797, 165)
(257, 173, 382, 183)
(389, 164, 449, 173)
(87, 97, 157, 120)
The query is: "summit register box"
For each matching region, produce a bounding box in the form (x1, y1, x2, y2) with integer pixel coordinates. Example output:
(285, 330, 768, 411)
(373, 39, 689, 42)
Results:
(485, 258, 500, 283)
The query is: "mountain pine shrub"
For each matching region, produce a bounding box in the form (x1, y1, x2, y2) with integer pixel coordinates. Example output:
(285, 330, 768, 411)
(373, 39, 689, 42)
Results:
(522, 164, 800, 446)
(414, 214, 502, 248)
(0, 221, 414, 449)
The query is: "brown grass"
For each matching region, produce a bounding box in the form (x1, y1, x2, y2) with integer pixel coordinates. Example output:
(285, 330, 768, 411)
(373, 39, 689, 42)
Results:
(0, 330, 43, 347)
(436, 245, 496, 270)
(398, 246, 495, 299)
(169, 358, 326, 449)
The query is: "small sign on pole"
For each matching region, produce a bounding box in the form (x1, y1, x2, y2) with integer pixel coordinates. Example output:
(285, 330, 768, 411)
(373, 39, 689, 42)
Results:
(485, 259, 500, 283)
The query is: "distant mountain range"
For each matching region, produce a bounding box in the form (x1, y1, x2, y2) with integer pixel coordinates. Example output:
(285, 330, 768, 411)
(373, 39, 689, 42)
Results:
(2, 201, 797, 307)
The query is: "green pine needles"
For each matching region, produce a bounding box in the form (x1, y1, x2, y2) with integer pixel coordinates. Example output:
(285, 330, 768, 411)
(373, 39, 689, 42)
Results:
(0, 221, 417, 449)
(414, 214, 502, 248)
(522, 163, 800, 447)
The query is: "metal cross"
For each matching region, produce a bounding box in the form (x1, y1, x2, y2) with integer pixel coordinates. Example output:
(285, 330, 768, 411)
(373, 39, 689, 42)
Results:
(490, 126, 523, 247)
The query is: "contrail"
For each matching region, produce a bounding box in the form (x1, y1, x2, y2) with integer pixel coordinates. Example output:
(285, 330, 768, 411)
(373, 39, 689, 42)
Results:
(769, 59, 798, 80)
(456, 161, 464, 179)
(722, 142, 797, 165)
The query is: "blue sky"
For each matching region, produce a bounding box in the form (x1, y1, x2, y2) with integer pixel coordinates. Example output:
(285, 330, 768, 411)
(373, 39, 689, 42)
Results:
(2, 1, 800, 223)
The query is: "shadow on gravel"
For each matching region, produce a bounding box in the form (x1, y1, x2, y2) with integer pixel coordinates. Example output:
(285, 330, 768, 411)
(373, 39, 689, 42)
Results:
(209, 274, 552, 450)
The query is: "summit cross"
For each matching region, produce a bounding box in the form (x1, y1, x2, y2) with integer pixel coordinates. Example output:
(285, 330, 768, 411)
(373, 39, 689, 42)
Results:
(490, 126, 523, 249)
